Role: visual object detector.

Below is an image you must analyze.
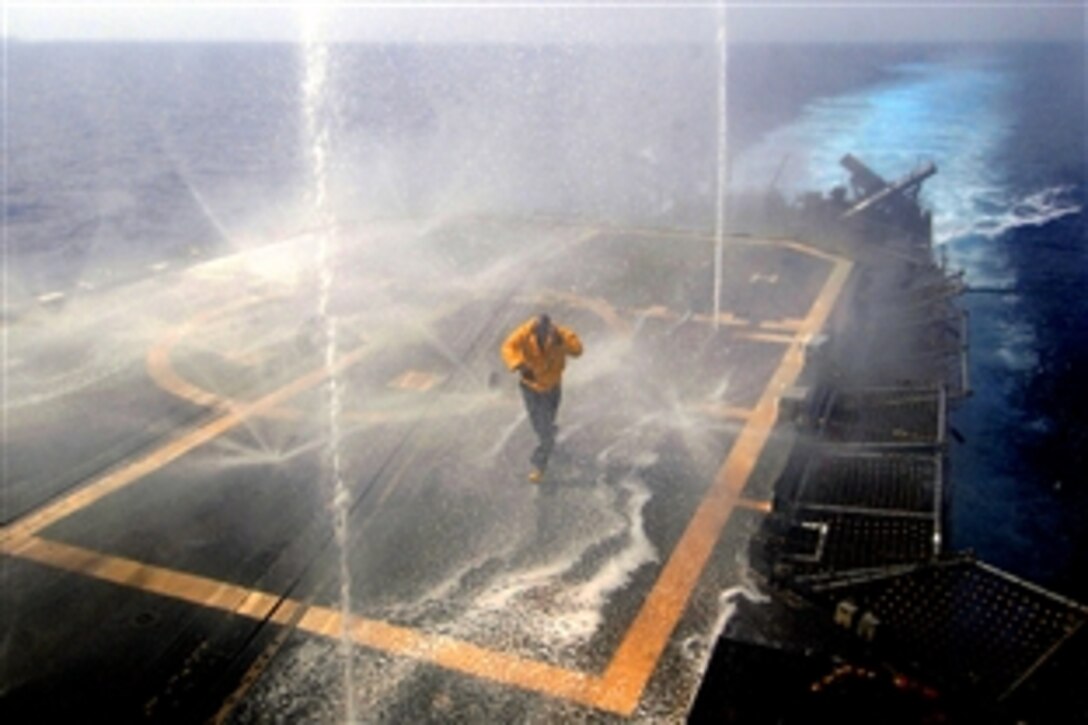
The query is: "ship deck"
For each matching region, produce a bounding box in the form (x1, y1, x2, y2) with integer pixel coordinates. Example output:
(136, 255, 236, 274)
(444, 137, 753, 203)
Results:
(1, 218, 852, 721)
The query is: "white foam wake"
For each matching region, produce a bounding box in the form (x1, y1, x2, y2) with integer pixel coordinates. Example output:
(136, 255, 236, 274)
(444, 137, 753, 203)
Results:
(937, 184, 1081, 243)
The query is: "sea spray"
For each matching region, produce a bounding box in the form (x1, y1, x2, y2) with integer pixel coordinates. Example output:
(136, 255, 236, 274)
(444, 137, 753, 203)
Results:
(301, 11, 356, 720)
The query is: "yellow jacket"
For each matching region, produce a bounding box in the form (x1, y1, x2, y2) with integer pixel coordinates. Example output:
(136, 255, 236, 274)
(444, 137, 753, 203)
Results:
(501, 318, 583, 392)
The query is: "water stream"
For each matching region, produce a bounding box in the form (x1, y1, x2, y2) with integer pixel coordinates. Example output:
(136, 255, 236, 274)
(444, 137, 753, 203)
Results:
(300, 11, 357, 721)
(712, 4, 728, 329)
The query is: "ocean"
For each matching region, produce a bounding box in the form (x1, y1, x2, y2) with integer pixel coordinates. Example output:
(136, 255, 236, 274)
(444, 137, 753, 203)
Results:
(4, 40, 1085, 600)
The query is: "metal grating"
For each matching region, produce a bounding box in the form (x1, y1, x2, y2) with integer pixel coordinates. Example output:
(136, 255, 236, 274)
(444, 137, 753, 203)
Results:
(821, 387, 944, 447)
(809, 560, 1088, 700)
(785, 511, 936, 574)
(796, 452, 939, 514)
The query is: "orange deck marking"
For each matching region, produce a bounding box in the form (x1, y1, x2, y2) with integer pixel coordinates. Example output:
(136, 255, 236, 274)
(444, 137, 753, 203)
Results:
(1, 237, 852, 717)
(597, 252, 851, 715)
(146, 300, 305, 422)
(300, 610, 606, 709)
(737, 498, 773, 514)
(146, 308, 237, 411)
(738, 330, 799, 345)
(388, 369, 442, 392)
(7, 536, 290, 623)
(537, 290, 632, 334)
(8, 534, 606, 709)
(213, 598, 312, 725)
(0, 343, 369, 550)
(759, 318, 805, 332)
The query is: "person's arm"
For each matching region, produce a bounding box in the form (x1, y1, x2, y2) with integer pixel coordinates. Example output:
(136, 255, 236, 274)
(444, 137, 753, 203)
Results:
(501, 325, 527, 371)
(501, 323, 535, 380)
(559, 328, 583, 357)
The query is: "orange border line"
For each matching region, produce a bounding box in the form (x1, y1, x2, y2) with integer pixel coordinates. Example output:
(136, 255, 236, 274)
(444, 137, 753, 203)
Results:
(7, 535, 607, 708)
(597, 252, 851, 714)
(0, 343, 368, 551)
(737, 498, 773, 514)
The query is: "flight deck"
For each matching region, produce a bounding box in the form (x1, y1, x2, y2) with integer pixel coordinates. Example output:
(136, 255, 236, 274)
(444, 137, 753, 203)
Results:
(1, 218, 850, 721)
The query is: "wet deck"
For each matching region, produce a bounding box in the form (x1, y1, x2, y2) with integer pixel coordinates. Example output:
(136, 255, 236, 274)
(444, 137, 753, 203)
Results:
(1, 218, 851, 721)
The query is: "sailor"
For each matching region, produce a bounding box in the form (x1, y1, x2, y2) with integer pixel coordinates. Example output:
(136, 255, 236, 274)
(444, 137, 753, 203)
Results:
(500, 314, 583, 483)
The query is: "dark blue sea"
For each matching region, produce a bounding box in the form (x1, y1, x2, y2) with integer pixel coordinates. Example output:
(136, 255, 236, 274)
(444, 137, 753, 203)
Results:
(5, 41, 1086, 599)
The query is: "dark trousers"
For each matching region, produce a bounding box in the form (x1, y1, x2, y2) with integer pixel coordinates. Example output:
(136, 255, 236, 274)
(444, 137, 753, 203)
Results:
(521, 383, 561, 470)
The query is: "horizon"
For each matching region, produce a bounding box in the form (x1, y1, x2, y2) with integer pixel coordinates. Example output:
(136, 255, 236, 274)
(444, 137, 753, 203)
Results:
(4, 4, 1086, 45)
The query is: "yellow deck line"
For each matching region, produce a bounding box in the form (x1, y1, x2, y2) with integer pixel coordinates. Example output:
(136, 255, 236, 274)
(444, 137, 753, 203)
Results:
(212, 597, 312, 725)
(596, 253, 852, 715)
(688, 403, 755, 422)
(737, 498, 773, 514)
(146, 315, 229, 411)
(0, 344, 369, 550)
(1, 237, 852, 717)
(9, 535, 606, 708)
(7, 536, 292, 623)
(759, 319, 805, 332)
(737, 331, 798, 345)
(536, 290, 632, 334)
(145, 301, 321, 423)
(306, 612, 605, 709)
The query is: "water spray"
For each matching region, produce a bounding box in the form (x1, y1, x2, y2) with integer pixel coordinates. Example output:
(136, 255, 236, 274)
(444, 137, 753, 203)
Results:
(301, 10, 357, 720)
(713, 3, 729, 331)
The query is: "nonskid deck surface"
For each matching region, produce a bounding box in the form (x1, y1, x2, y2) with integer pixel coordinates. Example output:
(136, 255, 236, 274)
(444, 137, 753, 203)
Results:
(1, 218, 850, 721)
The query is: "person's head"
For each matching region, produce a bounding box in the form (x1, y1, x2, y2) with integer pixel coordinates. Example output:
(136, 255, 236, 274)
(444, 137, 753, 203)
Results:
(534, 314, 553, 344)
